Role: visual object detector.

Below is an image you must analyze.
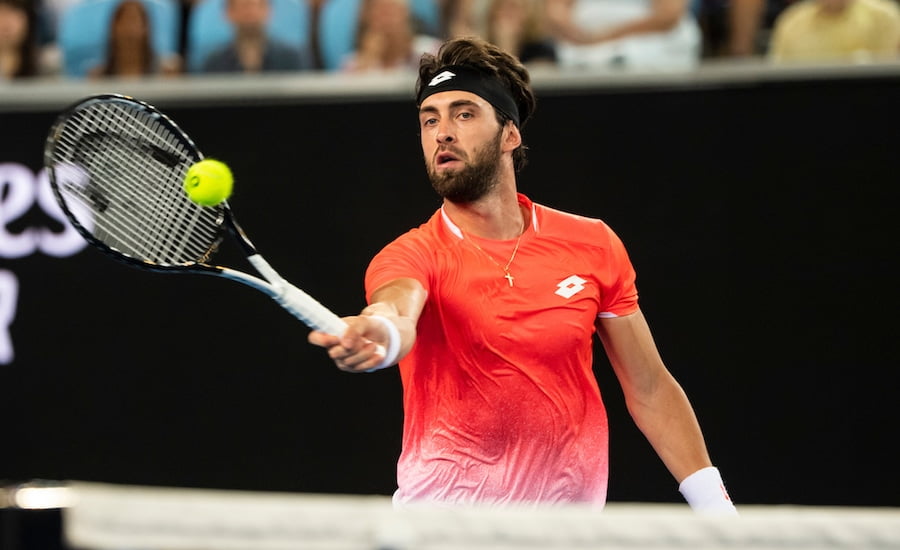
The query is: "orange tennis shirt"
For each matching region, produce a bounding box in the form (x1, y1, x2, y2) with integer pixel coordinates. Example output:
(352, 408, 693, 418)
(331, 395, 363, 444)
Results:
(365, 194, 639, 506)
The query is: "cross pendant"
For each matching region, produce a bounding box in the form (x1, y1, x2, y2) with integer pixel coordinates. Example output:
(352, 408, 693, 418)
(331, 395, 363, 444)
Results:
(504, 272, 514, 287)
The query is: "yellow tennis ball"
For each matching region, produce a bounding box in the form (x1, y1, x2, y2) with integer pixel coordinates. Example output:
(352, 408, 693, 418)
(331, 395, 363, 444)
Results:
(183, 159, 233, 206)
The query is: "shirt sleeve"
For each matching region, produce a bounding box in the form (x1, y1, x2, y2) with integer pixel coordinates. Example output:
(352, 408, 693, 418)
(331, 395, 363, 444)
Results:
(597, 222, 638, 318)
(364, 231, 432, 304)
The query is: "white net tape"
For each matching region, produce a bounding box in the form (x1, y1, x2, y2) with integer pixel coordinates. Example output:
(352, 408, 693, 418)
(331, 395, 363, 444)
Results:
(57, 482, 900, 550)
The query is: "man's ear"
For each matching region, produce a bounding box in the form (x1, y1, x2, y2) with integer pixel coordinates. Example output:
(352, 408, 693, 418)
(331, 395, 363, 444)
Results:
(502, 121, 522, 152)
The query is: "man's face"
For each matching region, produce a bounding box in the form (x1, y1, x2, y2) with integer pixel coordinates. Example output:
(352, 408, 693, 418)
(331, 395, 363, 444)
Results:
(418, 90, 506, 203)
(364, 0, 410, 33)
(227, 0, 270, 34)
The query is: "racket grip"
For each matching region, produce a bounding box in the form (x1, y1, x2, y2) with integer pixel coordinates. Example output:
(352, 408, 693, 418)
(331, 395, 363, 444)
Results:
(278, 283, 348, 336)
(248, 255, 347, 336)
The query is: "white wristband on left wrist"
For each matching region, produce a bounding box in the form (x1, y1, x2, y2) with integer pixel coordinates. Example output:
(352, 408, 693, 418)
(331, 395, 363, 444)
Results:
(678, 466, 738, 516)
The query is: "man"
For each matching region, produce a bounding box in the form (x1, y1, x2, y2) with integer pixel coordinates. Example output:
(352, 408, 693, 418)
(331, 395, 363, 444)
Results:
(769, 0, 900, 63)
(201, 0, 311, 73)
(309, 37, 736, 513)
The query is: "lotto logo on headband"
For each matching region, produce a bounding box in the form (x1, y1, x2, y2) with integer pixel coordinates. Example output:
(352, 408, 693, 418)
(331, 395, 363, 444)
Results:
(418, 65, 521, 127)
(428, 71, 456, 87)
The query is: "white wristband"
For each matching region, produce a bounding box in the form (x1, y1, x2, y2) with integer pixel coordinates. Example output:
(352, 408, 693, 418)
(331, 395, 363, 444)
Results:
(366, 315, 401, 372)
(678, 466, 738, 515)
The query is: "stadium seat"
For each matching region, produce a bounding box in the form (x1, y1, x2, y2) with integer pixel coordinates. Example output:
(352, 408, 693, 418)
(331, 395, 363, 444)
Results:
(185, 0, 310, 73)
(58, 0, 180, 77)
(316, 0, 360, 71)
(410, 0, 439, 35)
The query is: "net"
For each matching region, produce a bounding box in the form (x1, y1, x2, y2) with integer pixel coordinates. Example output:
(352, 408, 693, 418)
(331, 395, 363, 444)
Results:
(46, 96, 224, 266)
(54, 481, 900, 550)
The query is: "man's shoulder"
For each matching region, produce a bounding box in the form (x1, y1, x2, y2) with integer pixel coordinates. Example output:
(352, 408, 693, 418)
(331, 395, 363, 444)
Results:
(534, 202, 618, 244)
(202, 44, 239, 71)
(266, 38, 302, 55)
(366, 209, 449, 290)
(386, 209, 450, 249)
(264, 39, 309, 69)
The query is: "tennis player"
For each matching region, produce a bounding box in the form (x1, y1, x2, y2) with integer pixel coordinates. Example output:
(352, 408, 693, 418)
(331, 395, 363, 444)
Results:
(308, 36, 736, 514)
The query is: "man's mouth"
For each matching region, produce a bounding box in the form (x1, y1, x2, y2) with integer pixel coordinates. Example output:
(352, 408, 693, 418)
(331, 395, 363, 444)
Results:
(436, 151, 461, 167)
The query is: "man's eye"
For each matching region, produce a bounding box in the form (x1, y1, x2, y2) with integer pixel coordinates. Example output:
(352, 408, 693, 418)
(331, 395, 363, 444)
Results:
(459, 112, 473, 119)
(422, 118, 437, 126)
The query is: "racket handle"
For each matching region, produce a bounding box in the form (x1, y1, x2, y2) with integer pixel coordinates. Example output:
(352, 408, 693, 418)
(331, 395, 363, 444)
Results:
(279, 284, 349, 336)
(248, 255, 347, 336)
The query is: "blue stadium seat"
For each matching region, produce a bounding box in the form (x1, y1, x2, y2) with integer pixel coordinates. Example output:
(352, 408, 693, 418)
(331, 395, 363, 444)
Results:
(186, 0, 310, 73)
(317, 0, 360, 71)
(317, 0, 439, 71)
(58, 0, 180, 77)
(410, 0, 439, 35)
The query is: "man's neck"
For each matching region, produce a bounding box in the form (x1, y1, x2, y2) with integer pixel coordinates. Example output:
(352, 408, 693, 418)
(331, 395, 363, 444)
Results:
(235, 34, 266, 71)
(235, 29, 267, 48)
(443, 185, 526, 240)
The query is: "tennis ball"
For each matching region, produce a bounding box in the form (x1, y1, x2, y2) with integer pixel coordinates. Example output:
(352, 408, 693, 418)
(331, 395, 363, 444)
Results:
(183, 159, 233, 206)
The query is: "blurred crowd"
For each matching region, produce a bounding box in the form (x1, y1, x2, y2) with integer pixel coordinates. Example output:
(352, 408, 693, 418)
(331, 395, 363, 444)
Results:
(1, 0, 900, 80)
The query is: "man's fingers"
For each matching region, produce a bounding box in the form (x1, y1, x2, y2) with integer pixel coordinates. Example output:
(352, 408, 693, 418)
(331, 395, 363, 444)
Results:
(309, 317, 388, 372)
(334, 340, 386, 372)
(308, 330, 340, 347)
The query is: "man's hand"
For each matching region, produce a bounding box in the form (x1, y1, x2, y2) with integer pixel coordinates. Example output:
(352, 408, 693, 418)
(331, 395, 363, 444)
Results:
(308, 315, 394, 372)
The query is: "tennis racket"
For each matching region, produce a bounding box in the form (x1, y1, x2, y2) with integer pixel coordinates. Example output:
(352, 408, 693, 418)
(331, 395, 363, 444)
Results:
(44, 93, 348, 337)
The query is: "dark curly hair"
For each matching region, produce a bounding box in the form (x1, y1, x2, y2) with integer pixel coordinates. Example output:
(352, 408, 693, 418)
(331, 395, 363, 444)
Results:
(416, 36, 537, 172)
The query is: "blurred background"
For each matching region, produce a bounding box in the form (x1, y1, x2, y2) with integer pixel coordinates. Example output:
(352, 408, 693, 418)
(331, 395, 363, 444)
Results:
(1, 0, 899, 546)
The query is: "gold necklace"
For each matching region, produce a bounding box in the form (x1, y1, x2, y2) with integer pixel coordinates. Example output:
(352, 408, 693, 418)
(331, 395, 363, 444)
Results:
(465, 228, 524, 287)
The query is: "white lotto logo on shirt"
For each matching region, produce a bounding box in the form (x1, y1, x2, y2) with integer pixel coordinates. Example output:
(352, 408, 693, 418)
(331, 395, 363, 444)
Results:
(428, 71, 456, 86)
(555, 275, 587, 299)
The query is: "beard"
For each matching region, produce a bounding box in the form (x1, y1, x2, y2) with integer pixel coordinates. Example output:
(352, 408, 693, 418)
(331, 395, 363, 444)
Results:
(427, 130, 503, 203)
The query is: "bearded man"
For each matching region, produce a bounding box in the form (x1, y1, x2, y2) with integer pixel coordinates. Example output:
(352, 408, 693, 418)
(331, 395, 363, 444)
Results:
(309, 36, 737, 514)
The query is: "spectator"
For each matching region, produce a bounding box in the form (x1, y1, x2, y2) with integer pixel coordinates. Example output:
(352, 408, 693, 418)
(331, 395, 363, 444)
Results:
(201, 0, 312, 73)
(441, 0, 480, 37)
(0, 0, 38, 79)
(543, 0, 702, 71)
(31, 0, 69, 72)
(695, 0, 766, 57)
(342, 0, 440, 72)
(695, 0, 801, 58)
(89, 0, 181, 78)
(769, 0, 900, 62)
(34, 0, 71, 44)
(485, 0, 557, 64)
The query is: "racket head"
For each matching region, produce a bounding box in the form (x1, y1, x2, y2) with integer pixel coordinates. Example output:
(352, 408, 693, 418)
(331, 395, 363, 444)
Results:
(44, 94, 229, 271)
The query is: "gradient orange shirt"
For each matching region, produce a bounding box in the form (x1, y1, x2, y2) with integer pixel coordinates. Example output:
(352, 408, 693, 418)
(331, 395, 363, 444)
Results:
(365, 194, 639, 506)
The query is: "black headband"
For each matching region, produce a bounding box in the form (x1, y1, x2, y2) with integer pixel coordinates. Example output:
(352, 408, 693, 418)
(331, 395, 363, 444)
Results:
(417, 65, 520, 127)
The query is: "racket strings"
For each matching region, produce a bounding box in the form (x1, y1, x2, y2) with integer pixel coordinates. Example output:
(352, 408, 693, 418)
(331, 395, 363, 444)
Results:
(78, 102, 216, 263)
(48, 99, 223, 266)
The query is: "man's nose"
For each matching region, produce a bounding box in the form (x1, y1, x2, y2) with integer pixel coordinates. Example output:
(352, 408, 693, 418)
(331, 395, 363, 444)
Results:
(436, 121, 454, 143)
